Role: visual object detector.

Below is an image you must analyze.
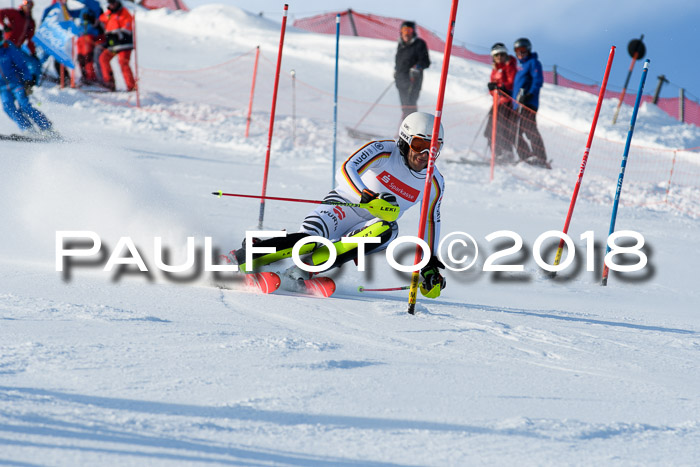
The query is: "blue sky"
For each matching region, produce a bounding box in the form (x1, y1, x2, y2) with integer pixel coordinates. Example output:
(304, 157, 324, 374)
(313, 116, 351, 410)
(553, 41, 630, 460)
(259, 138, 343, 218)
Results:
(195, 0, 699, 101)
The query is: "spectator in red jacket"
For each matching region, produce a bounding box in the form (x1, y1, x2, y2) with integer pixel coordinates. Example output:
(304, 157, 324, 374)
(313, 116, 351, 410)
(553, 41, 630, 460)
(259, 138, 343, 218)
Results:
(98, 0, 135, 91)
(0, 0, 36, 55)
(483, 42, 518, 162)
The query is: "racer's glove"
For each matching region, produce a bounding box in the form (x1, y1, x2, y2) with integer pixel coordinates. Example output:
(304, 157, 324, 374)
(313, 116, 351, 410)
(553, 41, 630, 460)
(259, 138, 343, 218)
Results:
(360, 189, 398, 207)
(487, 81, 497, 91)
(420, 256, 446, 298)
(360, 188, 378, 204)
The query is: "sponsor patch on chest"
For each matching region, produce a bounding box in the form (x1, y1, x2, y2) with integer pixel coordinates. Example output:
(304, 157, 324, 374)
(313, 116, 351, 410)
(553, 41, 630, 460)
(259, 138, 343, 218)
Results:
(376, 171, 419, 202)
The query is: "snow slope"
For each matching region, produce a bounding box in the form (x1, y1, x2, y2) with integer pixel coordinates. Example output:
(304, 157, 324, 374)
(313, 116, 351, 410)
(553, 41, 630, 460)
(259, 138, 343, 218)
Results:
(1, 5, 699, 466)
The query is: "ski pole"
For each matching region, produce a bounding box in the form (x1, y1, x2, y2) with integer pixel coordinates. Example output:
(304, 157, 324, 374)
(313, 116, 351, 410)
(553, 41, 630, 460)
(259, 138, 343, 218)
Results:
(551, 46, 616, 276)
(513, 89, 524, 156)
(350, 80, 394, 132)
(358, 285, 410, 292)
(212, 191, 400, 222)
(602, 59, 650, 286)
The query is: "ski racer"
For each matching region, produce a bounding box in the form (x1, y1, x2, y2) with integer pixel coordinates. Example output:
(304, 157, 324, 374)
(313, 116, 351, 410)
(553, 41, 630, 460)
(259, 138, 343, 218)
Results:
(234, 112, 447, 298)
(98, 0, 135, 92)
(0, 37, 53, 134)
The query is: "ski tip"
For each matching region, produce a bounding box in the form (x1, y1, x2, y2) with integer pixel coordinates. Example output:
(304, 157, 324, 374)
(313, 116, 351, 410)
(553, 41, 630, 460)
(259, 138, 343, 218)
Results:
(245, 272, 281, 294)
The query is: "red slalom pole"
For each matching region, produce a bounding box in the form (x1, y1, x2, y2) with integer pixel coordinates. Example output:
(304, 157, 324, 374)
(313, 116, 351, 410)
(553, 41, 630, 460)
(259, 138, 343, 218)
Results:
(258, 4, 289, 229)
(406, 0, 459, 315)
(133, 7, 141, 108)
(245, 46, 260, 138)
(551, 46, 616, 274)
(489, 89, 498, 181)
(612, 34, 644, 125)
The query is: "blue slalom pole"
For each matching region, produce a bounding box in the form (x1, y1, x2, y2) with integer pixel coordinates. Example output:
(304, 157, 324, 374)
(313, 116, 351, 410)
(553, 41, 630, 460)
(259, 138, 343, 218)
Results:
(331, 14, 340, 189)
(601, 59, 650, 286)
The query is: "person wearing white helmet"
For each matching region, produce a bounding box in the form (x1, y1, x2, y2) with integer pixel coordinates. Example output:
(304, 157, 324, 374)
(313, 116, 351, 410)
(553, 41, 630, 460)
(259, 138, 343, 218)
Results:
(234, 112, 447, 297)
(484, 42, 518, 162)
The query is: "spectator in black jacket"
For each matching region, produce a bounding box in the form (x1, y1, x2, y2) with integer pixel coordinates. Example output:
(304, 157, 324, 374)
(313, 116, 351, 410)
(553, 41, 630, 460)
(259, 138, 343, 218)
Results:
(394, 21, 430, 120)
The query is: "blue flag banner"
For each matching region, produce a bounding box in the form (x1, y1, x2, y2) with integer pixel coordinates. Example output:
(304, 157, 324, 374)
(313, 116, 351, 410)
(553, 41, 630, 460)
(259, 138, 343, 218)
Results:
(33, 4, 80, 69)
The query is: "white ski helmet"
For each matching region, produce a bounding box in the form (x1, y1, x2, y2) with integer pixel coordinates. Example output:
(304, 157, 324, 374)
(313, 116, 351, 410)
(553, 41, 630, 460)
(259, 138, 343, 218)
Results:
(397, 112, 444, 159)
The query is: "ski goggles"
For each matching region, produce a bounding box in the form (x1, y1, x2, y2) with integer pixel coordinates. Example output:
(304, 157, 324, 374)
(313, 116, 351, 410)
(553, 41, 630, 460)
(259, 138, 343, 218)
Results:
(409, 136, 442, 154)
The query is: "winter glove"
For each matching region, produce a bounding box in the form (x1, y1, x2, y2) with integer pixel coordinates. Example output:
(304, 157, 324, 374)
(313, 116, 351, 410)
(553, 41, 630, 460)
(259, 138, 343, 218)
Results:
(409, 66, 421, 82)
(360, 188, 378, 204)
(518, 92, 533, 104)
(487, 82, 497, 91)
(420, 256, 446, 298)
(23, 81, 33, 96)
(376, 192, 398, 207)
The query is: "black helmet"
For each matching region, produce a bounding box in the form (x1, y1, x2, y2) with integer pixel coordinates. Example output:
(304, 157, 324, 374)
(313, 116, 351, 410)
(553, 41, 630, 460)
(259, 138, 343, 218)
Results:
(513, 37, 532, 53)
(400, 20, 416, 30)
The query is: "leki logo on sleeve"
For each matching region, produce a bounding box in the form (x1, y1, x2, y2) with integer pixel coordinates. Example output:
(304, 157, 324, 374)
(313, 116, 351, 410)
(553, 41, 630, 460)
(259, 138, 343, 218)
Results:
(376, 171, 419, 201)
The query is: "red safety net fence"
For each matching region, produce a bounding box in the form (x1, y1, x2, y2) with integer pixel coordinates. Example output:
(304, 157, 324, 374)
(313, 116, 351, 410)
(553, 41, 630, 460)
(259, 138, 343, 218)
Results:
(140, 0, 189, 11)
(293, 9, 700, 128)
(79, 14, 700, 218)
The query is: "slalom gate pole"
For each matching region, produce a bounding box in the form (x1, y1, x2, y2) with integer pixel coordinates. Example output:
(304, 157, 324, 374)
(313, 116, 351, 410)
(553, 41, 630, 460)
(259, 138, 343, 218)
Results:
(258, 4, 289, 229)
(611, 57, 635, 124)
(551, 46, 616, 275)
(602, 59, 650, 286)
(490, 90, 498, 181)
(351, 80, 394, 132)
(70, 37, 76, 88)
(58, 1, 70, 89)
(133, 7, 141, 108)
(291, 70, 296, 145)
(245, 46, 260, 138)
(332, 14, 340, 189)
(406, 0, 459, 315)
(358, 286, 410, 293)
(612, 35, 644, 125)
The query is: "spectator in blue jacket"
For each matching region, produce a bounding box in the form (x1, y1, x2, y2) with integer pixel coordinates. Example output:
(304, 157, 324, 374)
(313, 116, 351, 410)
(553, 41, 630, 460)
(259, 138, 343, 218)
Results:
(512, 37, 549, 168)
(0, 38, 53, 133)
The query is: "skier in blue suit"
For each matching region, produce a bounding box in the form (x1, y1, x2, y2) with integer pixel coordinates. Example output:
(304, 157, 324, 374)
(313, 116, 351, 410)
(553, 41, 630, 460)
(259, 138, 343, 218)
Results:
(0, 38, 53, 133)
(511, 37, 549, 168)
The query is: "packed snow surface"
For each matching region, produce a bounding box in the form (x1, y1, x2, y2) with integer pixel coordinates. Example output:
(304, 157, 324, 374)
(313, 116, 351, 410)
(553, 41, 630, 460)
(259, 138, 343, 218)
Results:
(1, 5, 699, 466)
